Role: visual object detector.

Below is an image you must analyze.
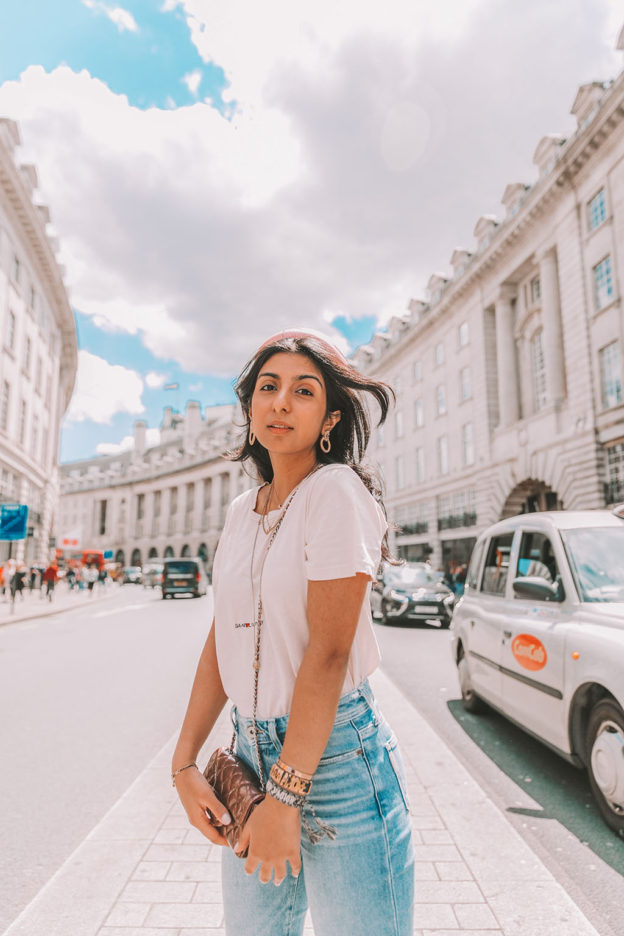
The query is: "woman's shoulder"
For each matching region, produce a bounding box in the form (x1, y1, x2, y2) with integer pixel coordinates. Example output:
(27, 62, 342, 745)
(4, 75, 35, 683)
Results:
(307, 463, 377, 505)
(224, 485, 261, 523)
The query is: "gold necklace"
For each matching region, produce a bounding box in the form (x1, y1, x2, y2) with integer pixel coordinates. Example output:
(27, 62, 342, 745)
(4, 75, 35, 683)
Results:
(261, 482, 282, 535)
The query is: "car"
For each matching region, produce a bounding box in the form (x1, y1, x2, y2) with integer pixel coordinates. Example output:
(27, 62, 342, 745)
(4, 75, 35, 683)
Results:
(142, 562, 164, 589)
(161, 557, 208, 599)
(451, 507, 624, 838)
(122, 566, 142, 584)
(372, 562, 455, 627)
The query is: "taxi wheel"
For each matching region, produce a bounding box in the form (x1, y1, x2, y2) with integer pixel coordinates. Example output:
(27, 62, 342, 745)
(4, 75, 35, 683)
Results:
(586, 699, 624, 838)
(458, 650, 486, 714)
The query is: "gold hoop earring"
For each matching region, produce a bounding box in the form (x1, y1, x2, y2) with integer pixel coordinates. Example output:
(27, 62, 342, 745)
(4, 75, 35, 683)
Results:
(249, 424, 256, 446)
(320, 432, 331, 454)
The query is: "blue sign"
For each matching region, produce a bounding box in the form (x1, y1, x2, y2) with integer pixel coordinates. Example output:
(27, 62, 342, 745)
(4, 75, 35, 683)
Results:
(0, 504, 29, 541)
(103, 549, 114, 560)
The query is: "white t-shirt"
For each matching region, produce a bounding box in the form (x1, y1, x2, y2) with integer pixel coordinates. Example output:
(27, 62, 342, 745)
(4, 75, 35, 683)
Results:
(212, 464, 386, 718)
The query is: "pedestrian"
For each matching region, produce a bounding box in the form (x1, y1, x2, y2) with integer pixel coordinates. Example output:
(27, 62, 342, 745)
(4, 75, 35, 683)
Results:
(0, 564, 5, 599)
(28, 566, 38, 593)
(66, 567, 76, 590)
(42, 562, 59, 601)
(83, 564, 98, 594)
(10, 564, 26, 606)
(172, 330, 414, 936)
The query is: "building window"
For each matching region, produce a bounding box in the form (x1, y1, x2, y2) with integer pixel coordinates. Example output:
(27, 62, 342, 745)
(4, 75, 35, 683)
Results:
(414, 399, 424, 428)
(7, 310, 16, 352)
(203, 478, 212, 511)
(599, 341, 623, 410)
(436, 384, 447, 416)
(413, 360, 422, 383)
(137, 492, 145, 520)
(99, 500, 107, 536)
(395, 410, 404, 439)
(18, 399, 27, 446)
(153, 490, 161, 517)
(462, 422, 474, 466)
(45, 374, 52, 407)
(531, 276, 541, 305)
(415, 447, 425, 483)
(170, 486, 178, 514)
(593, 256, 614, 311)
(606, 442, 624, 503)
(460, 366, 471, 401)
(458, 322, 469, 347)
(41, 427, 48, 466)
(35, 356, 43, 394)
(31, 414, 39, 458)
(186, 482, 195, 511)
(23, 337, 32, 376)
(12, 255, 20, 283)
(396, 455, 405, 490)
(530, 330, 547, 412)
(588, 188, 607, 231)
(1, 381, 9, 432)
(434, 342, 445, 366)
(28, 285, 36, 313)
(437, 435, 449, 475)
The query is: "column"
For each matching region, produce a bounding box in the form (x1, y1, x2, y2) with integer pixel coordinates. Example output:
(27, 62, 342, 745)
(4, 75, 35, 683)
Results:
(538, 246, 566, 406)
(494, 286, 520, 427)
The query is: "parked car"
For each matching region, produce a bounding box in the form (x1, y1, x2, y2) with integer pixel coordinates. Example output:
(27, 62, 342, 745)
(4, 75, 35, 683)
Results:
(161, 558, 208, 599)
(372, 562, 455, 627)
(122, 566, 142, 584)
(142, 562, 164, 589)
(451, 508, 624, 838)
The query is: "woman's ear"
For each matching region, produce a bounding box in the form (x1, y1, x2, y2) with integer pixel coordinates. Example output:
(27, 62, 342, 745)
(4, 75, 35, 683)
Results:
(323, 410, 341, 433)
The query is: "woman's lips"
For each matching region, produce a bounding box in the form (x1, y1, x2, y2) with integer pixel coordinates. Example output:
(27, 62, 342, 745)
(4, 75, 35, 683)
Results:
(267, 425, 293, 434)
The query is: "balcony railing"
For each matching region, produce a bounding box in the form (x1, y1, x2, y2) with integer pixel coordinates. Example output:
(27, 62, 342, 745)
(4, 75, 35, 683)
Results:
(437, 511, 477, 531)
(398, 521, 428, 535)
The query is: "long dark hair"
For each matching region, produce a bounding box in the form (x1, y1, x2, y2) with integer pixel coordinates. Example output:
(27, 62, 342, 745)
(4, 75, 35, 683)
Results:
(226, 334, 396, 561)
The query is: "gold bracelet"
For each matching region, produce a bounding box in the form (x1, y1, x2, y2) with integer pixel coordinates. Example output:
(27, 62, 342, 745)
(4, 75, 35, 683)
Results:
(270, 762, 313, 796)
(276, 757, 314, 781)
(171, 761, 197, 786)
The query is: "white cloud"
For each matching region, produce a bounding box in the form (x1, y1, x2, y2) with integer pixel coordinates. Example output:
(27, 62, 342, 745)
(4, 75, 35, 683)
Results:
(1, 3, 620, 381)
(182, 69, 202, 96)
(96, 427, 161, 454)
(145, 371, 167, 389)
(65, 350, 145, 423)
(81, 0, 139, 32)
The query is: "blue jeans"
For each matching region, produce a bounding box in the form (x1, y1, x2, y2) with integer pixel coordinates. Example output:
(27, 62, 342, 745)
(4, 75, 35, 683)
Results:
(222, 680, 414, 936)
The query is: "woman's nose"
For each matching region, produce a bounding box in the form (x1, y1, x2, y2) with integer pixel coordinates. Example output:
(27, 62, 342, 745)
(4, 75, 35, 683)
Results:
(273, 389, 290, 411)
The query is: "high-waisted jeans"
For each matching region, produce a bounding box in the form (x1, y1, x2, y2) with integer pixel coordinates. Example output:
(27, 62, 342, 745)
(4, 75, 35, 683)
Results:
(222, 680, 415, 936)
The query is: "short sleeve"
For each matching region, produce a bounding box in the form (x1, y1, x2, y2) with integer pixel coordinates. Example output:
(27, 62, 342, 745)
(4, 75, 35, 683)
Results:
(304, 467, 387, 580)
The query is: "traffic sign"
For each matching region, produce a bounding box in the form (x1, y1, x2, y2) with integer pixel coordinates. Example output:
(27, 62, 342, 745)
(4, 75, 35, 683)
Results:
(103, 549, 114, 560)
(0, 504, 29, 541)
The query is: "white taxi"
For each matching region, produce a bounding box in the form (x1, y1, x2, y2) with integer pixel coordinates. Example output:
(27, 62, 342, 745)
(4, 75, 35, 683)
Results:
(451, 508, 624, 838)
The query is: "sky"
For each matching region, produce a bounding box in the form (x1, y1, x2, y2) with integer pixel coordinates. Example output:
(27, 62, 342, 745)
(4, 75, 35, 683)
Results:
(0, 1, 621, 462)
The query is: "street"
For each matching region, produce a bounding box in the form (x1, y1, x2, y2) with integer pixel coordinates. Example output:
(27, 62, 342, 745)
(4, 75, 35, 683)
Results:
(0, 589, 623, 935)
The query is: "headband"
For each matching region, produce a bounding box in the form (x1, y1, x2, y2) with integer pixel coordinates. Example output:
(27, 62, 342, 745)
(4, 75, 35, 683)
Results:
(257, 329, 348, 365)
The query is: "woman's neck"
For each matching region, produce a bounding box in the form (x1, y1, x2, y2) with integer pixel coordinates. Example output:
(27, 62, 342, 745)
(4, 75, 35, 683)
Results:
(268, 452, 319, 508)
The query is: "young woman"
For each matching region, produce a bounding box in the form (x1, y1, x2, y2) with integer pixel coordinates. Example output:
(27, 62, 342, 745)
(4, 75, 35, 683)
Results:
(172, 330, 414, 936)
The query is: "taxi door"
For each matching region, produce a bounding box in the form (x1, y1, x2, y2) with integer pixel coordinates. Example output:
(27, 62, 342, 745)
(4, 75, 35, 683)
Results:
(499, 529, 568, 750)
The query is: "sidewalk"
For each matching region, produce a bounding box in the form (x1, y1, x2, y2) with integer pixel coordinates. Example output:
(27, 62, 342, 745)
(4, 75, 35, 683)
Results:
(3, 669, 603, 936)
(0, 582, 120, 627)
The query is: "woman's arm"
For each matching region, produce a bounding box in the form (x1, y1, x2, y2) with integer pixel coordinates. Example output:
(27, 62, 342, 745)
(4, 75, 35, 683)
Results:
(239, 573, 369, 882)
(172, 619, 232, 845)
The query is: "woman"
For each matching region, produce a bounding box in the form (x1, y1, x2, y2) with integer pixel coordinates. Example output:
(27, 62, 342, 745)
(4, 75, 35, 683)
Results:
(172, 330, 414, 936)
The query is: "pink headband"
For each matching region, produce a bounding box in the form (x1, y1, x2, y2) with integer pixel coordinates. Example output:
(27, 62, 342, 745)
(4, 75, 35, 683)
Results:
(257, 329, 348, 365)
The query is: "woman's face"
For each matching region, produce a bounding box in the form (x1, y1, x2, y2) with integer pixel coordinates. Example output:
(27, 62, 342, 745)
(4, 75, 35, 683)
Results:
(249, 352, 339, 458)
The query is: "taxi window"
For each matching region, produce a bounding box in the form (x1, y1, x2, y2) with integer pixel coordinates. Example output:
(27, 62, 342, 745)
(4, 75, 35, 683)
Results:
(466, 540, 485, 589)
(481, 533, 513, 596)
(515, 532, 558, 584)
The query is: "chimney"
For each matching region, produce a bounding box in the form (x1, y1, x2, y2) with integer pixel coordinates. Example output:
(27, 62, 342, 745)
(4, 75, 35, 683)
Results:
(183, 400, 203, 452)
(134, 420, 147, 454)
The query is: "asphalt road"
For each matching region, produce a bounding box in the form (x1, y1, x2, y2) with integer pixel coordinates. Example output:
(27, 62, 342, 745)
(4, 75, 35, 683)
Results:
(0, 584, 212, 934)
(374, 618, 624, 936)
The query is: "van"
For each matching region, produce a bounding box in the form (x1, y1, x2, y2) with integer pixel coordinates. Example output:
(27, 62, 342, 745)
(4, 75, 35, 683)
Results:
(161, 558, 208, 599)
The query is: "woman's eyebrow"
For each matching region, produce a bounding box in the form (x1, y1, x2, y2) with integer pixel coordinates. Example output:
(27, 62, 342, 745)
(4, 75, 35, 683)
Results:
(257, 371, 323, 387)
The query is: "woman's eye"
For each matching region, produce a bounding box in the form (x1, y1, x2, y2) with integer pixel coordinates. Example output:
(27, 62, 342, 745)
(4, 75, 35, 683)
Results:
(259, 382, 276, 391)
(297, 387, 313, 396)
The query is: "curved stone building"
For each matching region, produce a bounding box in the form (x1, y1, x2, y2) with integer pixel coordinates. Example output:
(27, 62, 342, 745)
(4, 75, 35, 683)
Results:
(0, 118, 77, 565)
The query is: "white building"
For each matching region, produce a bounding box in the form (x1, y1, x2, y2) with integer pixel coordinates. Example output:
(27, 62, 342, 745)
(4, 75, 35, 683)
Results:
(354, 38, 624, 572)
(0, 118, 77, 565)
(58, 402, 251, 572)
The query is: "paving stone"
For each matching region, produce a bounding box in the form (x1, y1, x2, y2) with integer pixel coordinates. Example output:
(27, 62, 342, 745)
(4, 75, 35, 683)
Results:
(409, 814, 446, 830)
(435, 861, 474, 881)
(145, 901, 223, 927)
(105, 902, 150, 926)
(483, 881, 601, 936)
(455, 903, 500, 928)
(97, 929, 179, 936)
(180, 931, 226, 936)
(153, 827, 188, 844)
(184, 826, 212, 845)
(413, 903, 458, 929)
(168, 860, 222, 882)
(421, 829, 453, 845)
(160, 814, 191, 830)
(145, 843, 211, 862)
(422, 931, 503, 936)
(412, 844, 462, 862)
(412, 862, 439, 881)
(193, 882, 224, 902)
(120, 880, 196, 903)
(414, 880, 483, 903)
(132, 861, 172, 881)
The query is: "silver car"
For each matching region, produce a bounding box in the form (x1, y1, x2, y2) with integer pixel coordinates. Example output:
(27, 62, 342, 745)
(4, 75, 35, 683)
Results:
(451, 508, 624, 838)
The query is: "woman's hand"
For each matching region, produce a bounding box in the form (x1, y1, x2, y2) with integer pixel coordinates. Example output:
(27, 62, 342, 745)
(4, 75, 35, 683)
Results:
(237, 796, 302, 885)
(174, 766, 232, 846)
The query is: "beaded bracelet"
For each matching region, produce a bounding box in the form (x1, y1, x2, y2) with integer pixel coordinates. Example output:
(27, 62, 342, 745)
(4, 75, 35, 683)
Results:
(270, 762, 313, 796)
(276, 757, 314, 781)
(266, 777, 307, 809)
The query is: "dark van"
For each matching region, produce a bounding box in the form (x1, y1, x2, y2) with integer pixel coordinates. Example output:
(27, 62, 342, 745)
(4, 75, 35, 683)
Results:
(161, 558, 208, 599)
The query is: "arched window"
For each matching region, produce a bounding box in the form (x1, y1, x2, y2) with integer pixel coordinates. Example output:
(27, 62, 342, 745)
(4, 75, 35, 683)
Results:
(148, 546, 158, 559)
(181, 543, 191, 557)
(198, 542, 208, 567)
(115, 549, 125, 565)
(131, 548, 142, 566)
(164, 545, 174, 558)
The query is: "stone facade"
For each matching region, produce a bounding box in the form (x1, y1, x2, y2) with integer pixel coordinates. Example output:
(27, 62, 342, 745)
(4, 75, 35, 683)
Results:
(0, 118, 77, 565)
(58, 403, 252, 572)
(354, 59, 624, 571)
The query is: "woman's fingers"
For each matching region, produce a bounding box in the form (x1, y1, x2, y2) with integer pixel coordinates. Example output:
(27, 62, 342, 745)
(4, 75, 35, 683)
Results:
(288, 852, 302, 878)
(202, 789, 232, 827)
(193, 808, 229, 845)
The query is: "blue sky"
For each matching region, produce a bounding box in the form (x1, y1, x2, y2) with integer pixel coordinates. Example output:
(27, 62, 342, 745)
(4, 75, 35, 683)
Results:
(1, 1, 619, 463)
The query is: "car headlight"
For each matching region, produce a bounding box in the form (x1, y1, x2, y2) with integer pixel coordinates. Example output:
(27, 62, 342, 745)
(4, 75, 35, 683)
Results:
(389, 589, 407, 602)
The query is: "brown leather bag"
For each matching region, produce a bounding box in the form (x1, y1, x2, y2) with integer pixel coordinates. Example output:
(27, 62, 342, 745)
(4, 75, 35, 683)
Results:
(203, 747, 265, 856)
